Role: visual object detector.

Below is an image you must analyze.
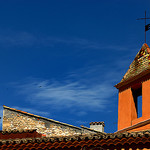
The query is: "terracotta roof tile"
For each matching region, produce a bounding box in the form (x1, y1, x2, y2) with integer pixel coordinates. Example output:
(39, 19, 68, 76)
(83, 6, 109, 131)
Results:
(0, 129, 148, 143)
(0, 130, 150, 149)
(0, 129, 42, 140)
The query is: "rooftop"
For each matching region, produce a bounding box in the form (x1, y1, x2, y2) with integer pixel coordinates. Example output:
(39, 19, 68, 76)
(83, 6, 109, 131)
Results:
(115, 43, 150, 89)
(3, 105, 82, 130)
(0, 129, 150, 149)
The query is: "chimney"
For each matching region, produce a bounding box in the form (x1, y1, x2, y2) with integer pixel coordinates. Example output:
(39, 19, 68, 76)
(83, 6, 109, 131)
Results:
(90, 122, 105, 132)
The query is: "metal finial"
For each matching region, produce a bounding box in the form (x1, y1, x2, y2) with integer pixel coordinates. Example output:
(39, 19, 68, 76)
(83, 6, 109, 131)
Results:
(137, 11, 150, 43)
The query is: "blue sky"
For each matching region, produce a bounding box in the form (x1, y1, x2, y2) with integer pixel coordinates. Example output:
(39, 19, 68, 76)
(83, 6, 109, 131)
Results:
(0, 0, 150, 133)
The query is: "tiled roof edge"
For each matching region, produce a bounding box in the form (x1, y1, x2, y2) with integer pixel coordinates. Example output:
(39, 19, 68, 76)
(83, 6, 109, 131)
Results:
(3, 105, 81, 130)
(114, 68, 150, 89)
(0, 129, 37, 134)
(0, 130, 150, 144)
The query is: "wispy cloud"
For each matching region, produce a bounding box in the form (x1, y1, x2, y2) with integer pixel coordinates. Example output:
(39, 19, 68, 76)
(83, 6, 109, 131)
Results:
(14, 79, 115, 112)
(0, 29, 131, 51)
(75, 120, 88, 125)
(0, 32, 37, 47)
(10, 57, 127, 116)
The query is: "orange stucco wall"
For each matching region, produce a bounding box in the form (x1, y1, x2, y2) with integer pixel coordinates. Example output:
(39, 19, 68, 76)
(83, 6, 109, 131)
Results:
(118, 78, 150, 132)
(118, 88, 137, 130)
(130, 79, 150, 128)
(142, 79, 150, 119)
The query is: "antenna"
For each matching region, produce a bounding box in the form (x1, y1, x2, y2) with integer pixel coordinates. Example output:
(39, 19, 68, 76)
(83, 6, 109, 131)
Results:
(137, 11, 150, 43)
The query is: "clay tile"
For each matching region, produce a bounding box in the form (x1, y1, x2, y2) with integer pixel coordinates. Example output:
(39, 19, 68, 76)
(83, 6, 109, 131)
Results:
(15, 139, 21, 144)
(144, 131, 150, 136)
(14, 129, 18, 133)
(99, 134, 104, 139)
(19, 129, 24, 133)
(110, 134, 116, 139)
(22, 139, 28, 143)
(28, 138, 33, 142)
(56, 138, 60, 142)
(8, 139, 14, 144)
(42, 137, 48, 142)
(106, 134, 111, 139)
(131, 132, 137, 137)
(59, 137, 64, 141)
(1, 140, 6, 144)
(8, 130, 12, 134)
(123, 132, 129, 137)
(138, 132, 144, 137)
(50, 137, 55, 142)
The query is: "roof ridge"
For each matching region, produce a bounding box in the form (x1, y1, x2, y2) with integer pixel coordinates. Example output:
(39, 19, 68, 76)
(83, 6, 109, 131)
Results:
(3, 105, 81, 130)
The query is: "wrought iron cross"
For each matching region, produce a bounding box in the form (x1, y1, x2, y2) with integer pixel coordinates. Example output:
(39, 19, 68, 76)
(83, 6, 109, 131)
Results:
(137, 11, 150, 43)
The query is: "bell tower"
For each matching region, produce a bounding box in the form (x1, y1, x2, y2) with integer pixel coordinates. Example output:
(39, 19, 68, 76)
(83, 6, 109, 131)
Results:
(115, 43, 150, 132)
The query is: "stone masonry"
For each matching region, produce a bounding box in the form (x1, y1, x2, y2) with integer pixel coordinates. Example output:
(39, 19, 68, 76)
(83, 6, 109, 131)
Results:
(3, 106, 104, 137)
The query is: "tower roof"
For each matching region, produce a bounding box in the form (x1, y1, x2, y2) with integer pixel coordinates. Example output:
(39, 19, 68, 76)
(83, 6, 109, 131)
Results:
(115, 43, 150, 89)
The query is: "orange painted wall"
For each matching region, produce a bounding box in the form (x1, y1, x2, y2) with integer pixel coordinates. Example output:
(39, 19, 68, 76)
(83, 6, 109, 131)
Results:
(118, 88, 137, 130)
(129, 79, 150, 128)
(118, 78, 150, 132)
(142, 79, 150, 119)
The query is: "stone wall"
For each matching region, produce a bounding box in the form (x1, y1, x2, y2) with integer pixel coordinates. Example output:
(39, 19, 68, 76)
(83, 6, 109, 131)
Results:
(3, 106, 82, 137)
